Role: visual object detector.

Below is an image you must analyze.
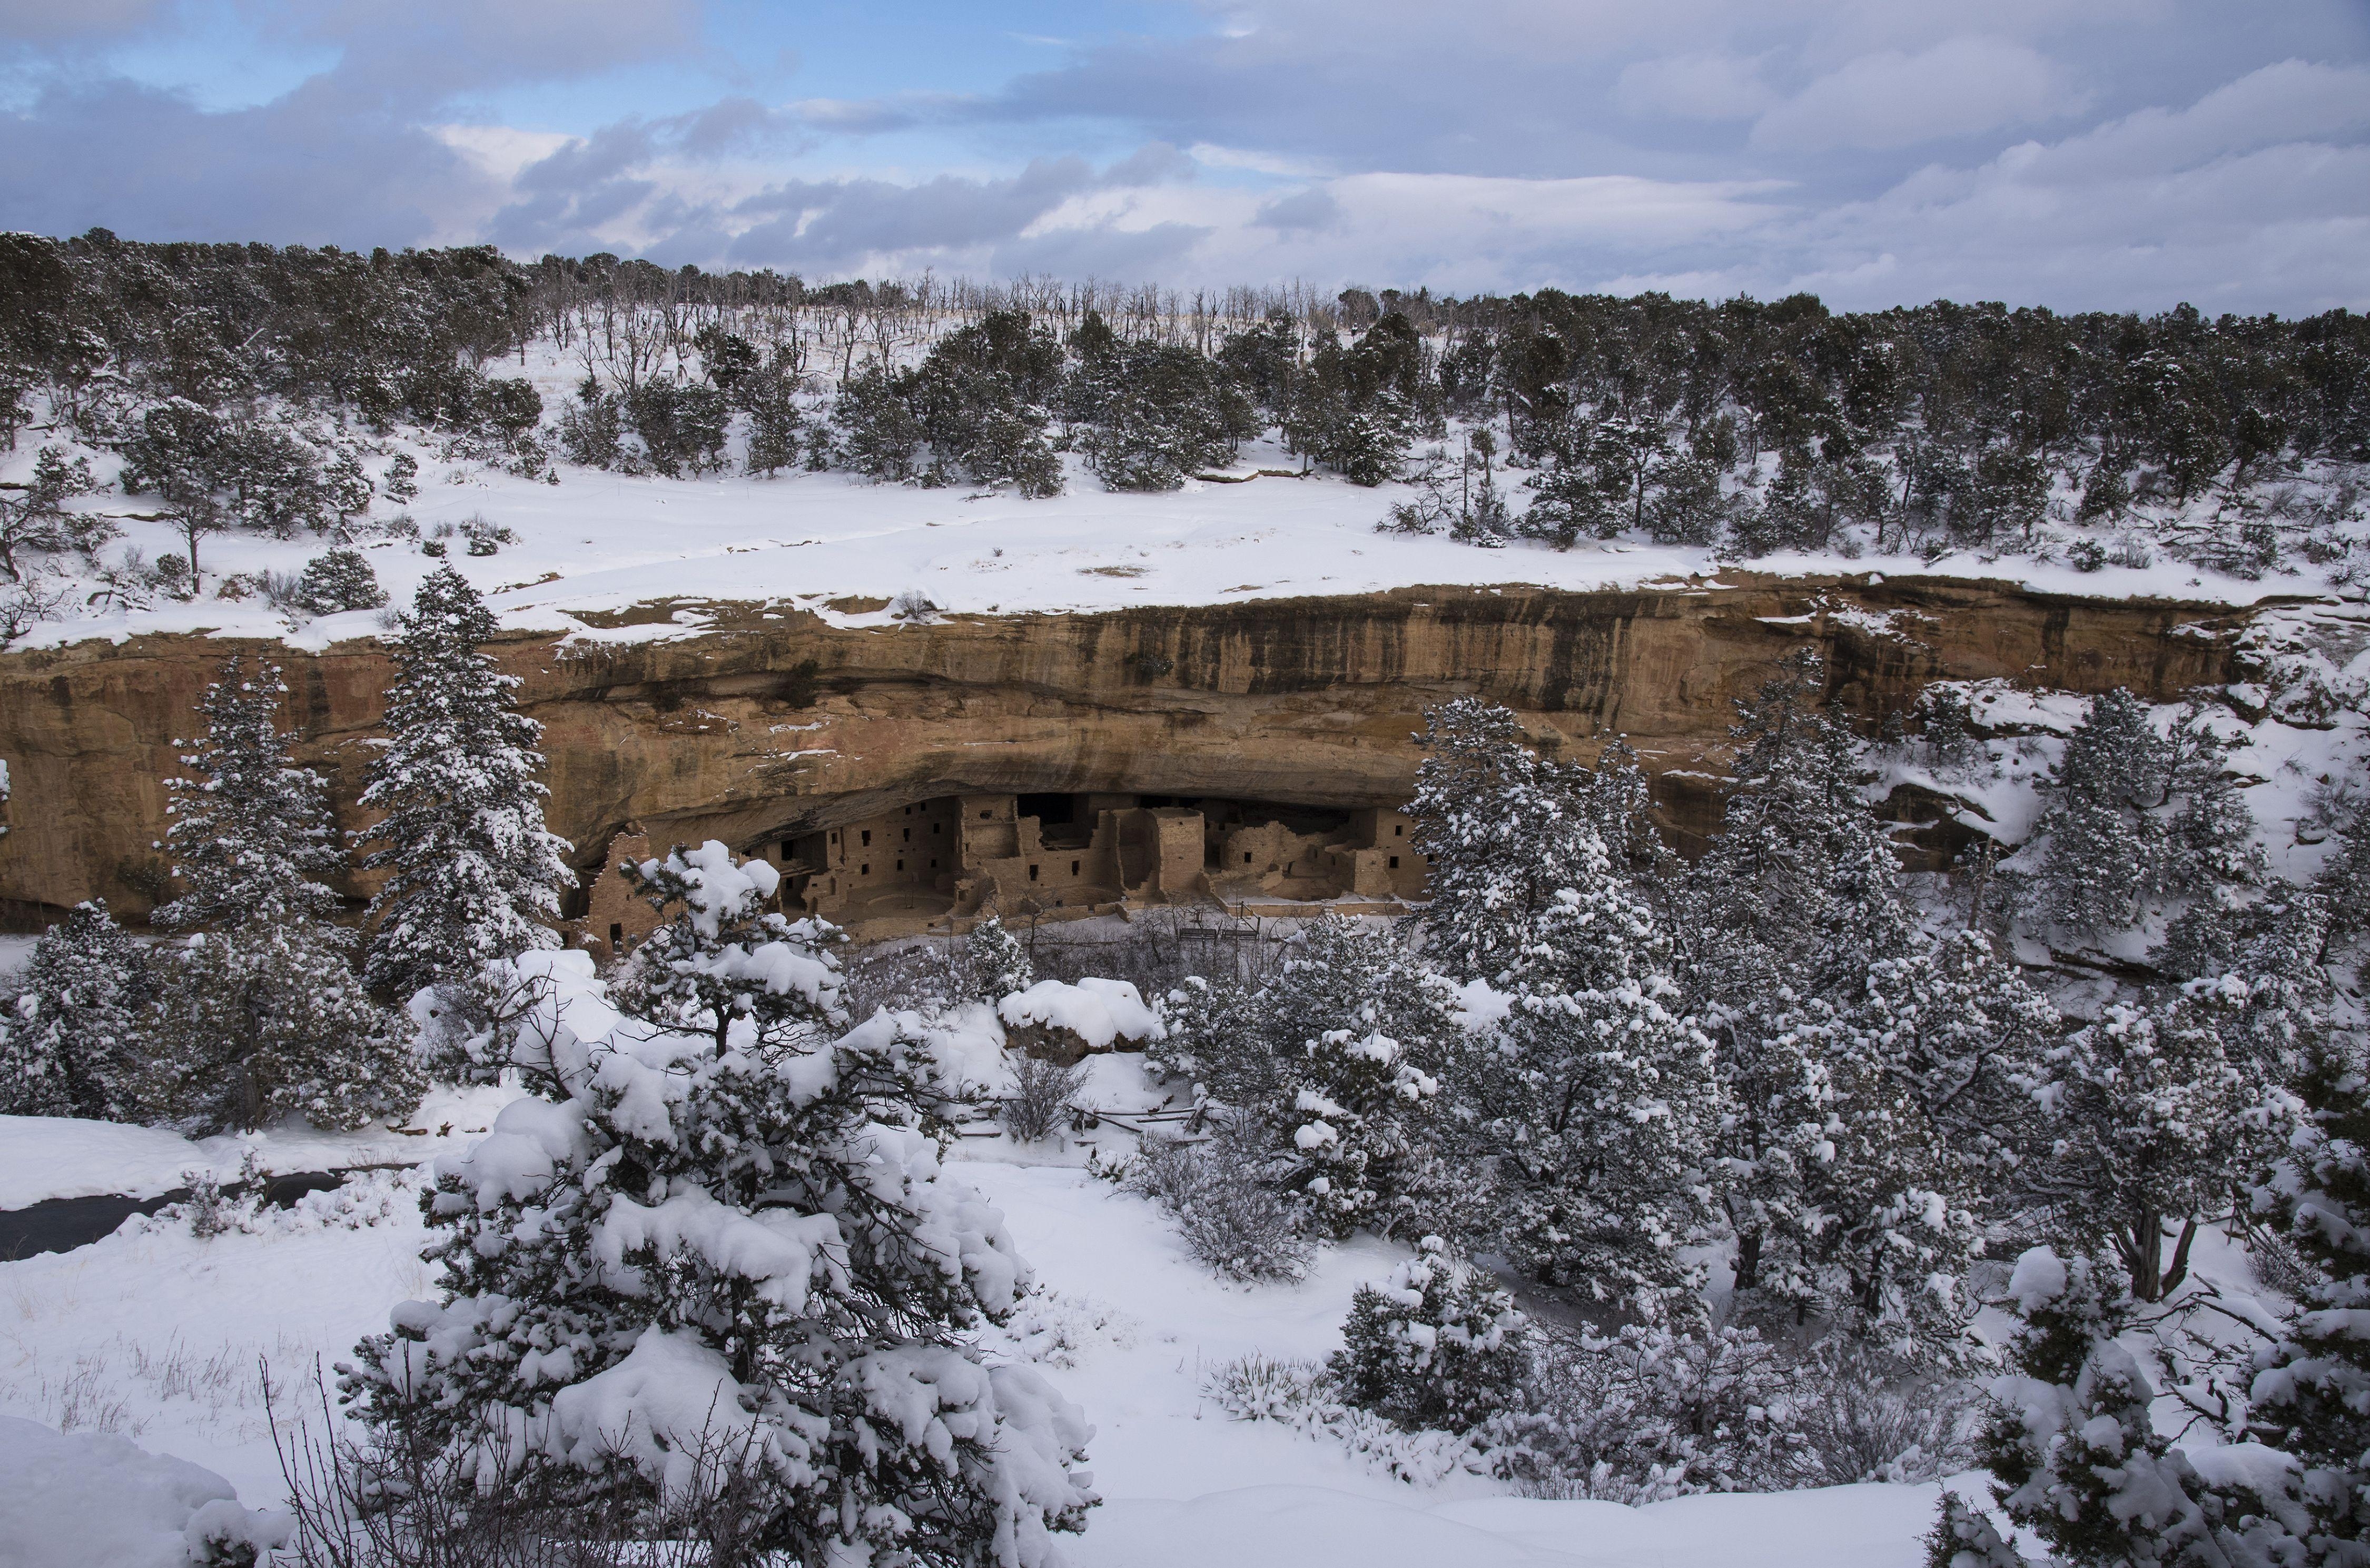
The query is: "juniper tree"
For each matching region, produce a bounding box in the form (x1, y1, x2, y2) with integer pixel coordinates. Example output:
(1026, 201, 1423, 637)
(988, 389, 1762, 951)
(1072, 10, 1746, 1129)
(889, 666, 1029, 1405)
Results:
(2248, 1037, 2370, 1564)
(144, 916, 422, 1134)
(1406, 698, 1601, 984)
(346, 949, 1094, 1565)
(1483, 839, 1717, 1322)
(1682, 651, 1918, 1308)
(951, 912, 1033, 1005)
(290, 547, 387, 616)
(1250, 916, 1458, 1239)
(2030, 986, 2288, 1302)
(0, 900, 150, 1120)
(1334, 1236, 1528, 1435)
(613, 840, 846, 1054)
(357, 565, 574, 1018)
(155, 656, 343, 931)
(1157, 916, 1460, 1240)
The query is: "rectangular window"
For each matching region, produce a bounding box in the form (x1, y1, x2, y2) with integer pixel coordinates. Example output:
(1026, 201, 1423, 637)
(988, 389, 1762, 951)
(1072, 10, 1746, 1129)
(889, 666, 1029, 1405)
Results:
(1070, 859, 1080, 876)
(861, 863, 870, 875)
(1394, 824, 1404, 836)
(903, 827, 911, 842)
(1243, 851, 1253, 864)
(609, 922, 624, 948)
(780, 839, 793, 860)
(896, 858, 905, 871)
(980, 810, 992, 819)
(861, 829, 872, 847)
(933, 822, 942, 835)
(1388, 856, 1400, 869)
(1028, 865, 1040, 882)
(930, 858, 939, 869)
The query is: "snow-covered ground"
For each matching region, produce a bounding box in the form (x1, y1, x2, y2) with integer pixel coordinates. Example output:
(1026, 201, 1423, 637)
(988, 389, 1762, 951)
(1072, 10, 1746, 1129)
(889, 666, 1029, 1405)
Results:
(0, 1067, 1989, 1568)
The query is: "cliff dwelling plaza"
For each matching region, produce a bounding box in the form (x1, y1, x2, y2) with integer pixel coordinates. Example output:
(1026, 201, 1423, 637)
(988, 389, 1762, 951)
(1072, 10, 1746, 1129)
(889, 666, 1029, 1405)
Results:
(585, 790, 1431, 951)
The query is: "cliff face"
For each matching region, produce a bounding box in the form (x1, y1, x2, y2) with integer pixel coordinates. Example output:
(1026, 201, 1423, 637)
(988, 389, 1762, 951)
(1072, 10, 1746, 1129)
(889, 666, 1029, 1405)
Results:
(0, 573, 2254, 926)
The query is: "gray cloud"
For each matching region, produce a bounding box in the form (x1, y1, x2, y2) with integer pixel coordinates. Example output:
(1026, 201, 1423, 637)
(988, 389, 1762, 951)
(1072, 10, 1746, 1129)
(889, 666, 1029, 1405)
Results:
(1253, 187, 1340, 231)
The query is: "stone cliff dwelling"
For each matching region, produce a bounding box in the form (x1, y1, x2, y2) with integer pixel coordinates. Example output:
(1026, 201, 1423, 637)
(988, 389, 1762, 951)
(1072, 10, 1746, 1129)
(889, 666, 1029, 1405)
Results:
(584, 791, 1429, 952)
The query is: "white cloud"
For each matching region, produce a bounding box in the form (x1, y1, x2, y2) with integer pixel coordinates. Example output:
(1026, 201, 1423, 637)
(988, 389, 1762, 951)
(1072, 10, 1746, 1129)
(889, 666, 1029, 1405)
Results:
(1751, 35, 2087, 151)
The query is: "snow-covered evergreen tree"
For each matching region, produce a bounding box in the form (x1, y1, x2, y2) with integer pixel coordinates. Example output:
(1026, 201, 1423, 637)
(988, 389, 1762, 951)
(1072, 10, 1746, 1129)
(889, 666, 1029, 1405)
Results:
(1683, 649, 1923, 1324)
(155, 656, 342, 930)
(1407, 698, 1602, 984)
(952, 912, 1034, 1004)
(1333, 1236, 1527, 1435)
(1926, 1493, 2025, 1568)
(2033, 690, 2264, 940)
(1478, 839, 1717, 1322)
(2249, 1035, 2370, 1564)
(357, 565, 574, 1014)
(144, 918, 422, 1134)
(613, 840, 845, 1053)
(0, 900, 150, 1119)
(2030, 987, 2290, 1301)
(347, 952, 1094, 1565)
(1160, 916, 1461, 1239)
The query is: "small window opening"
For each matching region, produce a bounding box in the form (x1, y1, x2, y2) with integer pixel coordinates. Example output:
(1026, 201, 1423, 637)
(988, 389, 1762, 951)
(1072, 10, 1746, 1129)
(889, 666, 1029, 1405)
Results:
(780, 839, 794, 860)
(609, 922, 624, 948)
(1388, 856, 1400, 870)
(933, 822, 942, 835)
(1028, 865, 1040, 882)
(1243, 851, 1253, 864)
(902, 827, 911, 842)
(861, 862, 871, 875)
(896, 858, 905, 871)
(1070, 859, 1080, 875)
(1394, 824, 1404, 837)
(861, 829, 871, 847)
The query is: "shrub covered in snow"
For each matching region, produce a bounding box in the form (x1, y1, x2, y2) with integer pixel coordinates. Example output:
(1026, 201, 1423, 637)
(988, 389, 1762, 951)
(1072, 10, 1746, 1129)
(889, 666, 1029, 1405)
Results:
(1332, 1237, 1527, 1435)
(1121, 1129, 1312, 1283)
(1003, 1051, 1087, 1144)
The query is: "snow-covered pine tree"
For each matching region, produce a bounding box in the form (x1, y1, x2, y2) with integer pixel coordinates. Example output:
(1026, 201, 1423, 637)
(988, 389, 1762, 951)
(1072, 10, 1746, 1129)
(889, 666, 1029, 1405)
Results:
(1251, 916, 1458, 1238)
(357, 565, 574, 1026)
(1334, 1235, 1528, 1435)
(1925, 1493, 2025, 1568)
(346, 949, 1094, 1565)
(138, 656, 424, 1133)
(2030, 986, 2290, 1302)
(1478, 833, 1718, 1323)
(1407, 698, 1602, 984)
(2248, 1031, 2370, 1563)
(1682, 649, 1921, 1321)
(1159, 916, 1461, 1240)
(154, 656, 342, 930)
(0, 900, 150, 1119)
(613, 840, 845, 1053)
(952, 912, 1034, 1005)
(145, 916, 423, 1134)
(2029, 688, 2265, 940)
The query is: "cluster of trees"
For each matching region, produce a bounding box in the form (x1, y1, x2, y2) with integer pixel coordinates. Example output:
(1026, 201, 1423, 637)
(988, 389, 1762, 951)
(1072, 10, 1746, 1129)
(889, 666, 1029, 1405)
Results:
(1133, 669, 2368, 1529)
(0, 565, 571, 1132)
(9, 232, 2361, 586)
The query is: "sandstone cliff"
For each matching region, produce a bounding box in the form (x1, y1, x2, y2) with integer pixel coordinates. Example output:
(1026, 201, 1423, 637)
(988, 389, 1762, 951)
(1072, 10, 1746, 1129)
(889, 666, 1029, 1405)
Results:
(0, 573, 2257, 927)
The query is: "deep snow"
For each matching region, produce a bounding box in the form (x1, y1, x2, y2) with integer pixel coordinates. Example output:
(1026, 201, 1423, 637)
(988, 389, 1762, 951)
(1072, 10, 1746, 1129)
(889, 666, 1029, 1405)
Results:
(0, 1074, 1994, 1568)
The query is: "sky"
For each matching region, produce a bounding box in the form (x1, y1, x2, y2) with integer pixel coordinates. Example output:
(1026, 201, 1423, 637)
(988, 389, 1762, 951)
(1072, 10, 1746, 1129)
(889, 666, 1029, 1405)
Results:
(0, 0, 2365, 312)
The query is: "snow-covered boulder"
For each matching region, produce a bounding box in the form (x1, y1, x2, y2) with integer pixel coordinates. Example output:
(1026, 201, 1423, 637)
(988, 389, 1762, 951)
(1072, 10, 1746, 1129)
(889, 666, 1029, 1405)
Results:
(998, 977, 1165, 1064)
(0, 1416, 288, 1567)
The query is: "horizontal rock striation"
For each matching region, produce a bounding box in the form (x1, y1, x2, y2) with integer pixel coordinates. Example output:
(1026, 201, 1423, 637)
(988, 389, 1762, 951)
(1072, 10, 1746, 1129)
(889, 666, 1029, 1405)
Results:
(0, 573, 2254, 927)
